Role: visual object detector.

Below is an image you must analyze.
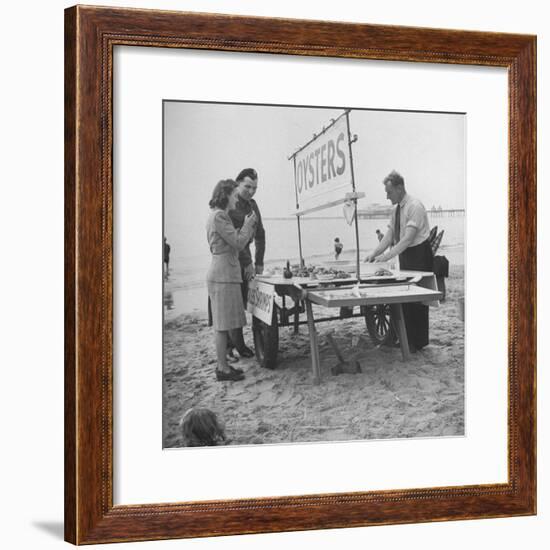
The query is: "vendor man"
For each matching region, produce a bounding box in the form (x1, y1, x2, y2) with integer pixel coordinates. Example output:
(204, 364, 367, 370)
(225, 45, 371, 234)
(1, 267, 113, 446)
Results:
(228, 168, 266, 358)
(365, 170, 433, 351)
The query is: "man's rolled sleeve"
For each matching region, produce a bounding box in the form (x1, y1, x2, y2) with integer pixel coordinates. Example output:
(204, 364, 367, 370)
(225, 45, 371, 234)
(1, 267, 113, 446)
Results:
(405, 203, 424, 229)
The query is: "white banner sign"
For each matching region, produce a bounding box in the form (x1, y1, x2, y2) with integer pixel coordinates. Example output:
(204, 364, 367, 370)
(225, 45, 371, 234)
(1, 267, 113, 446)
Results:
(247, 280, 275, 325)
(293, 114, 353, 214)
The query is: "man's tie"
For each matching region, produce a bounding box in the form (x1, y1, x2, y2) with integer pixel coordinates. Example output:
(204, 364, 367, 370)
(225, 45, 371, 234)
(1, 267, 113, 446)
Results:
(394, 204, 401, 245)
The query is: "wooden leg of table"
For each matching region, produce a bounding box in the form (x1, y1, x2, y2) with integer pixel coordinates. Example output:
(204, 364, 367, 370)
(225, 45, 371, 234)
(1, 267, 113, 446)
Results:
(390, 303, 411, 361)
(293, 299, 300, 334)
(305, 300, 321, 384)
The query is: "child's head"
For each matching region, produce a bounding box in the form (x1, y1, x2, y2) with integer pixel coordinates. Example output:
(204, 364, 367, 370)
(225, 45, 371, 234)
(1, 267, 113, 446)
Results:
(334, 237, 340, 243)
(179, 407, 226, 447)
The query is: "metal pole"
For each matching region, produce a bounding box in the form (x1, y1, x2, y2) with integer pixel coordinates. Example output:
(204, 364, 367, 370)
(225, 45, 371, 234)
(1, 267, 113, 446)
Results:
(297, 217, 304, 268)
(345, 110, 361, 280)
(292, 156, 304, 267)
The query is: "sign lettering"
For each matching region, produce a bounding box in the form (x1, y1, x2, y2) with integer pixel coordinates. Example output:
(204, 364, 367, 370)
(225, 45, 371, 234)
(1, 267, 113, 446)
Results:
(247, 280, 275, 325)
(293, 115, 352, 214)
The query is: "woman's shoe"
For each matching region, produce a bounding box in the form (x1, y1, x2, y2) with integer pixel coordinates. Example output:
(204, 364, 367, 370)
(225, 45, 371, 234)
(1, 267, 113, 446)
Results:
(226, 350, 240, 364)
(216, 368, 245, 381)
(236, 346, 255, 358)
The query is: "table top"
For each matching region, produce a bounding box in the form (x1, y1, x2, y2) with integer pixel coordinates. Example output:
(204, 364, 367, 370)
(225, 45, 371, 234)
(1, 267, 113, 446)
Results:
(306, 284, 442, 307)
(255, 270, 434, 288)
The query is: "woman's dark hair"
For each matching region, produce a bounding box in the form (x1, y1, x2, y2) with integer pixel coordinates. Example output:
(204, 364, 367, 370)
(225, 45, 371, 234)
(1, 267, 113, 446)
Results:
(209, 179, 237, 209)
(179, 407, 226, 447)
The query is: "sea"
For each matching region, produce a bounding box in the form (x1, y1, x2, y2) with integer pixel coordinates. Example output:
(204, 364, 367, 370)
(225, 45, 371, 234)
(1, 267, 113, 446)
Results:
(164, 214, 464, 318)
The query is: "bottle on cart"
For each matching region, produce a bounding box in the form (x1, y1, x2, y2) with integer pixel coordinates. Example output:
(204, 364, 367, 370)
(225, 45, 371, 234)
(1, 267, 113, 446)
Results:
(283, 260, 293, 279)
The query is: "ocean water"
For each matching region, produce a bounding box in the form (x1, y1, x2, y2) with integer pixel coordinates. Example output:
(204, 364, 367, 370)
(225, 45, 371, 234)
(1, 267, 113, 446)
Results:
(164, 214, 464, 317)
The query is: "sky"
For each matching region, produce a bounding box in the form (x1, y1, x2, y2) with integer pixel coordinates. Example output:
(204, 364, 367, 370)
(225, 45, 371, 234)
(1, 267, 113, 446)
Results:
(164, 101, 465, 241)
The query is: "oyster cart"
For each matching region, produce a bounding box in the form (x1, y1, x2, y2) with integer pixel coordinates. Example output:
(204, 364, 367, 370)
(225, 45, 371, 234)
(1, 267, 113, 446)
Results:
(250, 268, 441, 381)
(248, 109, 442, 381)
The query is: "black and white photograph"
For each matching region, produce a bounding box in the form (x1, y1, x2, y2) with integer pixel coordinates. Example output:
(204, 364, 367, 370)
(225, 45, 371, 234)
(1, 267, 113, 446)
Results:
(3, 0, 544, 548)
(163, 101, 465, 448)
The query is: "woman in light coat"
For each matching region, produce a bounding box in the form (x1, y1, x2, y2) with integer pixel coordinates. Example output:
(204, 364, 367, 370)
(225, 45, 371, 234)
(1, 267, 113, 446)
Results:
(206, 179, 256, 381)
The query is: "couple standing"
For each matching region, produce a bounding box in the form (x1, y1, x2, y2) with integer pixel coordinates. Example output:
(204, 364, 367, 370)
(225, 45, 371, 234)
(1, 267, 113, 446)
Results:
(206, 168, 265, 382)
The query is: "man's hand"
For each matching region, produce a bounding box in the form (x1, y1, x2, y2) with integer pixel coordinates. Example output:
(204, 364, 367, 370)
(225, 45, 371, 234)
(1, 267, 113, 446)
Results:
(364, 253, 376, 263)
(243, 263, 255, 281)
(244, 211, 257, 226)
(375, 253, 391, 263)
(255, 264, 264, 275)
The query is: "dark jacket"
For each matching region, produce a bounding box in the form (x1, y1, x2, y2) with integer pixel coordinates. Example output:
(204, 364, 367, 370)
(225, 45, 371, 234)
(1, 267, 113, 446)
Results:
(228, 195, 265, 268)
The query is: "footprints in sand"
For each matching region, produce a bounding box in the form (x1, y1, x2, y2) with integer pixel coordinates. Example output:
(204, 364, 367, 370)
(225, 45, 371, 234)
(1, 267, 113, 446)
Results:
(163, 268, 465, 447)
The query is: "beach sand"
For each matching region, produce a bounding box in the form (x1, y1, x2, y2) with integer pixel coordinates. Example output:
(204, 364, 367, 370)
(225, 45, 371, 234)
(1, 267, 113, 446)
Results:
(163, 265, 464, 448)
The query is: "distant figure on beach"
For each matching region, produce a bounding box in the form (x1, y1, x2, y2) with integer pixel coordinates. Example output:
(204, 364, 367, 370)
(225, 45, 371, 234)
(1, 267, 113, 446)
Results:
(163, 237, 171, 277)
(206, 179, 256, 381)
(227, 168, 265, 359)
(376, 229, 384, 242)
(365, 170, 433, 352)
(334, 237, 343, 260)
(180, 407, 226, 447)
(164, 290, 174, 310)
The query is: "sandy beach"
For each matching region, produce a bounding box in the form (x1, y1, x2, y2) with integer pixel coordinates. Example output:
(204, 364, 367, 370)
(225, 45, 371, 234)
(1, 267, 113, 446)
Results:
(163, 264, 464, 448)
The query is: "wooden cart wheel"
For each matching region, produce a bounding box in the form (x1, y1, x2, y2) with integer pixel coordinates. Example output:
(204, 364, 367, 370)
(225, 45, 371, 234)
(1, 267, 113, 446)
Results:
(363, 304, 398, 345)
(252, 307, 279, 369)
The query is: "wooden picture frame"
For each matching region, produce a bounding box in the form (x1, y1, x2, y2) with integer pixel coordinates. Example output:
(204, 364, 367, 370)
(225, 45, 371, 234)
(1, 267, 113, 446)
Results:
(64, 5, 536, 544)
